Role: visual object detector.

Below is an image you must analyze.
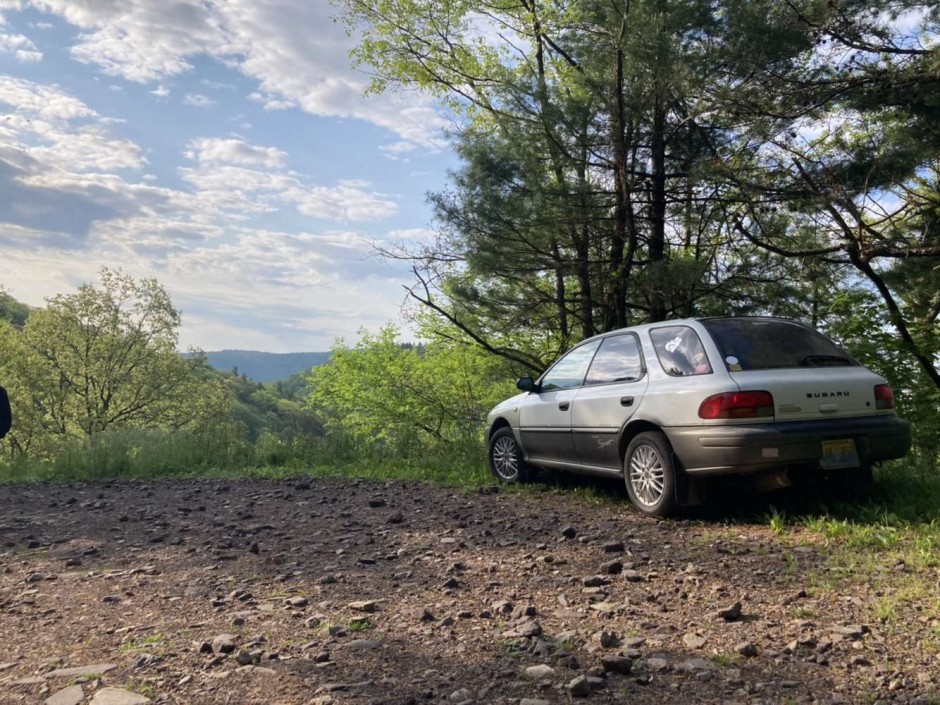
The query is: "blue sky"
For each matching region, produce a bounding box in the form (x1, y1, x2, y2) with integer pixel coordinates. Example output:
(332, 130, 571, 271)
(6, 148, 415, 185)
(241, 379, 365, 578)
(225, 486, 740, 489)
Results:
(0, 0, 458, 352)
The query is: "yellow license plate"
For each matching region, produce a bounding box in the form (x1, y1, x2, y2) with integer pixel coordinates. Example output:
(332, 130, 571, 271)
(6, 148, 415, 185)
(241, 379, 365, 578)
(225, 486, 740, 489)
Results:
(820, 439, 859, 469)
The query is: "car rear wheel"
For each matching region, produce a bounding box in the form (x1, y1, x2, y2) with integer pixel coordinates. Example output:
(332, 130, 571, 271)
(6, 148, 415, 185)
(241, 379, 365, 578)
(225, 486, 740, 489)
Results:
(624, 432, 677, 517)
(489, 427, 532, 484)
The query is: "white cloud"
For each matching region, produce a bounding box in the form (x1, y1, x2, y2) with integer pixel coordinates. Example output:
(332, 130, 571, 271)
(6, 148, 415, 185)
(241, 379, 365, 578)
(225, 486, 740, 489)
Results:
(150, 84, 170, 98)
(177, 159, 398, 223)
(292, 181, 398, 222)
(183, 92, 215, 108)
(186, 137, 287, 169)
(0, 31, 41, 61)
(0, 77, 145, 177)
(0, 75, 96, 121)
(380, 141, 419, 159)
(11, 0, 447, 150)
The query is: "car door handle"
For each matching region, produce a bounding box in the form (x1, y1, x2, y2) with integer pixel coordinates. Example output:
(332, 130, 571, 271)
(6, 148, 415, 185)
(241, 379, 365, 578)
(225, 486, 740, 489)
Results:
(620, 396, 634, 407)
(558, 402, 570, 411)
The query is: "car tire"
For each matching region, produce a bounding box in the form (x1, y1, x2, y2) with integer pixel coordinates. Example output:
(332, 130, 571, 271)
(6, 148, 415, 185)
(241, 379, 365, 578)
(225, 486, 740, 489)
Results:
(624, 431, 678, 517)
(488, 427, 532, 484)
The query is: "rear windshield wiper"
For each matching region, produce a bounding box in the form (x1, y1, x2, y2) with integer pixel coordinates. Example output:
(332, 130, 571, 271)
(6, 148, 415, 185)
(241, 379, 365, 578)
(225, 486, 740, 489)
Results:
(799, 354, 852, 367)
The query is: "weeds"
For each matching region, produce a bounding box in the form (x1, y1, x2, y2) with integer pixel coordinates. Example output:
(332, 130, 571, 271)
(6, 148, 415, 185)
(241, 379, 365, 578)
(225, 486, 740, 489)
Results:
(348, 618, 373, 632)
(766, 507, 788, 536)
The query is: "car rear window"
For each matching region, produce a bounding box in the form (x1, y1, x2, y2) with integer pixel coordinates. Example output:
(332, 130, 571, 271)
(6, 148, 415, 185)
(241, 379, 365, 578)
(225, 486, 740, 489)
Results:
(701, 318, 858, 371)
(650, 326, 712, 376)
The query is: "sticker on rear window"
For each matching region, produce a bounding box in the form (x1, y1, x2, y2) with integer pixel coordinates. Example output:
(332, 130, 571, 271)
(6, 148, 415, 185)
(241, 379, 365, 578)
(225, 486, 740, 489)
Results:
(664, 336, 682, 353)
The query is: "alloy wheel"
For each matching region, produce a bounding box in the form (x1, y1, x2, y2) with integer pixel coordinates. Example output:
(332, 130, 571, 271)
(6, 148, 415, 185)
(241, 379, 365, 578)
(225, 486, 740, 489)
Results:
(491, 434, 520, 482)
(629, 444, 666, 507)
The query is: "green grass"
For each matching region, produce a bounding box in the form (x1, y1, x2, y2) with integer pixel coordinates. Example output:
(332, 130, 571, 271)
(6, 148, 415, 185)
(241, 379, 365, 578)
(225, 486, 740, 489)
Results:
(348, 618, 373, 632)
(0, 427, 491, 487)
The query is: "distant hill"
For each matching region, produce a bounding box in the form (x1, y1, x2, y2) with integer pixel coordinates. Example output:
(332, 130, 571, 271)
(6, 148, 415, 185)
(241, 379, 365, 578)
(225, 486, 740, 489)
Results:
(198, 350, 331, 383)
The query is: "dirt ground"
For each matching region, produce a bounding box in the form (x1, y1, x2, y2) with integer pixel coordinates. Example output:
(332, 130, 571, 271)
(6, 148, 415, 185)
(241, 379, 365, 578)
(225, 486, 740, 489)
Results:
(1, 477, 937, 705)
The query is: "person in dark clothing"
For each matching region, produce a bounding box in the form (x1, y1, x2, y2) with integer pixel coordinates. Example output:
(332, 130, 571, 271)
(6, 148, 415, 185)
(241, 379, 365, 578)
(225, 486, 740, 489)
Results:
(0, 386, 11, 439)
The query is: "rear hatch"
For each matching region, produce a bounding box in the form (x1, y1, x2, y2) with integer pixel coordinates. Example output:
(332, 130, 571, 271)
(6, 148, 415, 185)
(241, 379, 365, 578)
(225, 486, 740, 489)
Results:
(700, 317, 884, 421)
(725, 367, 881, 421)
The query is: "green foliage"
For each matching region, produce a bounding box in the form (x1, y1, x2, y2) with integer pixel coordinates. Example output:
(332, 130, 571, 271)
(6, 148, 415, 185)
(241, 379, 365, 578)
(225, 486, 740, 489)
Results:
(0, 269, 229, 459)
(223, 372, 322, 443)
(823, 288, 940, 459)
(342, 0, 939, 458)
(305, 325, 516, 454)
(0, 287, 30, 327)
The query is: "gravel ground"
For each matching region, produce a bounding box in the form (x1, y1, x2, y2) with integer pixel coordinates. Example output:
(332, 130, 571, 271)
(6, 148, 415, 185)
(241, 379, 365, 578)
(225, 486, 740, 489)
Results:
(0, 477, 937, 705)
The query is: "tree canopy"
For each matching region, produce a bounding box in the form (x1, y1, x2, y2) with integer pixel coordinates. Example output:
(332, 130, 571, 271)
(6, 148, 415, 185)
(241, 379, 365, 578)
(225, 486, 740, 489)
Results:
(0, 269, 229, 457)
(341, 0, 938, 401)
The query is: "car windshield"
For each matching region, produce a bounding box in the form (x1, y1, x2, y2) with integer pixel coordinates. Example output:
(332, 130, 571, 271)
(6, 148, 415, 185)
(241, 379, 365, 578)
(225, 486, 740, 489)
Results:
(701, 318, 858, 371)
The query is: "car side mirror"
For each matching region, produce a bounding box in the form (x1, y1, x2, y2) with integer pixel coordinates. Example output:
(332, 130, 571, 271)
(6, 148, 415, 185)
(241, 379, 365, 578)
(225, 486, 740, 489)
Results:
(516, 377, 538, 392)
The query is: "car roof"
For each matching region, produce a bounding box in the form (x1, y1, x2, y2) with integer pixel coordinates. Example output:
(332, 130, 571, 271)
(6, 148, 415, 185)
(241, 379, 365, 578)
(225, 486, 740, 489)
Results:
(578, 315, 804, 346)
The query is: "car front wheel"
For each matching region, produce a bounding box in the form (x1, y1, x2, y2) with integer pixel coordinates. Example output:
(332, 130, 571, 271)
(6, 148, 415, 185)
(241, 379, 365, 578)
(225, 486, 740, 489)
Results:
(489, 427, 532, 484)
(624, 431, 677, 517)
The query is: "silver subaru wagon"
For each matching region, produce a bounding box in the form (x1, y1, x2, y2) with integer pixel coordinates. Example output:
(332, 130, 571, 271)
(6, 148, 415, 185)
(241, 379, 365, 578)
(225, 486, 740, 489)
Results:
(485, 317, 912, 516)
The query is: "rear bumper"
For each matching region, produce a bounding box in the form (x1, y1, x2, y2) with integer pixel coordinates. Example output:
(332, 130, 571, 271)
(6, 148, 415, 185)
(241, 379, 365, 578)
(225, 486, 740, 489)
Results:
(666, 415, 912, 477)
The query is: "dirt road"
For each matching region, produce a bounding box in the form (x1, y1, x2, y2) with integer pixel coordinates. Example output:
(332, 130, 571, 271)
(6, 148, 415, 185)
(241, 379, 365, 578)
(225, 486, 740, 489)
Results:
(1, 478, 937, 704)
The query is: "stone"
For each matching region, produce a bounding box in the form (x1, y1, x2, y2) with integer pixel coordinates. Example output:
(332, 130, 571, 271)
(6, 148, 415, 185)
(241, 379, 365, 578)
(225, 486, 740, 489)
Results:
(561, 526, 577, 539)
(828, 625, 867, 640)
(567, 675, 591, 697)
(46, 685, 84, 705)
(600, 655, 633, 675)
(676, 658, 715, 673)
(346, 639, 381, 651)
(717, 601, 743, 621)
(212, 634, 237, 654)
(735, 641, 758, 658)
(519, 700, 550, 705)
(682, 632, 707, 649)
(45, 663, 118, 679)
(603, 541, 625, 553)
(348, 600, 378, 613)
(368, 498, 386, 508)
(285, 596, 309, 608)
(583, 575, 609, 587)
(491, 600, 513, 615)
(89, 688, 150, 705)
(597, 630, 620, 648)
(525, 664, 555, 680)
(506, 620, 542, 638)
(600, 559, 623, 575)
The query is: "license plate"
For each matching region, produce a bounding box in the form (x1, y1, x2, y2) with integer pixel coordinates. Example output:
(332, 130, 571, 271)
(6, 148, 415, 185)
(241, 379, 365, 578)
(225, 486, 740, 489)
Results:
(820, 439, 859, 469)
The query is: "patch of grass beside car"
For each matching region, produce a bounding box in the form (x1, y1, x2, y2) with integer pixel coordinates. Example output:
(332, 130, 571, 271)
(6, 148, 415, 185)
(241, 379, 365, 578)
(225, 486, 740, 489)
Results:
(0, 428, 492, 488)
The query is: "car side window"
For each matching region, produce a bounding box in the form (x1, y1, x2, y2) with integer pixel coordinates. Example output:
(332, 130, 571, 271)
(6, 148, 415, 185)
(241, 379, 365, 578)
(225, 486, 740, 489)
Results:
(540, 340, 601, 392)
(650, 326, 712, 377)
(584, 334, 644, 385)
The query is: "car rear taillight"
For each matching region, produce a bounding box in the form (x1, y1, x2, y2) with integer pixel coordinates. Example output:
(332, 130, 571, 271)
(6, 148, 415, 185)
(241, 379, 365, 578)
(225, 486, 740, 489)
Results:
(698, 391, 774, 419)
(874, 384, 895, 410)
